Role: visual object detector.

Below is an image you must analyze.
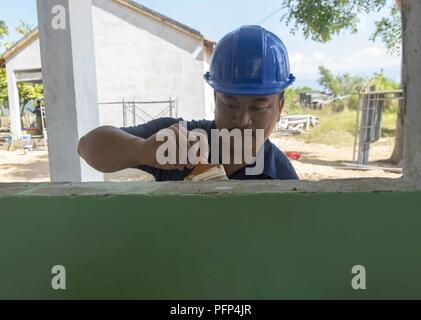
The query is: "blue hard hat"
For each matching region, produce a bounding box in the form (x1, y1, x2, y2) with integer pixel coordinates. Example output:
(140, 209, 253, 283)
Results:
(204, 25, 295, 96)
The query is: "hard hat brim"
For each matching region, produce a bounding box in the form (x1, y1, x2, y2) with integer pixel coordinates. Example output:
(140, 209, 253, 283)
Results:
(204, 73, 296, 96)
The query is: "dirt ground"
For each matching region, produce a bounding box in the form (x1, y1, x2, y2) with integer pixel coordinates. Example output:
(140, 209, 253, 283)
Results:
(271, 134, 401, 180)
(0, 135, 401, 183)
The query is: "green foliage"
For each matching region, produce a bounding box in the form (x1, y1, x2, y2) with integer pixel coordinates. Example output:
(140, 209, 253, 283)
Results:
(294, 86, 314, 93)
(318, 66, 341, 96)
(302, 107, 358, 146)
(17, 82, 44, 112)
(0, 20, 7, 38)
(282, 70, 399, 146)
(344, 94, 360, 110)
(368, 69, 400, 91)
(316, 66, 399, 110)
(318, 65, 366, 98)
(382, 110, 398, 137)
(1, 20, 10, 108)
(339, 73, 366, 95)
(280, 1, 403, 147)
(368, 69, 400, 112)
(371, 5, 402, 55)
(281, 0, 401, 54)
(286, 103, 397, 146)
(1, 66, 44, 114)
(15, 20, 33, 36)
(284, 86, 316, 114)
(0, 19, 8, 50)
(284, 87, 299, 104)
(0, 67, 7, 107)
(0, 20, 44, 113)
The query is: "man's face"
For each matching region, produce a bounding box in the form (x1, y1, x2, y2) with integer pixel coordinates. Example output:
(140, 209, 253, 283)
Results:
(214, 91, 284, 141)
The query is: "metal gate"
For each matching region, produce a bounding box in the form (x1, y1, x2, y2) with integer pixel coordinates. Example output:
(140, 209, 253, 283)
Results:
(353, 88, 404, 165)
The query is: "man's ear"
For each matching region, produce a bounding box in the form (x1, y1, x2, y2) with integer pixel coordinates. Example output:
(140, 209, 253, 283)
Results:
(277, 96, 285, 122)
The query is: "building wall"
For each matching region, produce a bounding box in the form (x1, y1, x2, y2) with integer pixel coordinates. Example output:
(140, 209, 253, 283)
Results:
(5, 38, 43, 139)
(4, 1, 212, 129)
(5, 38, 42, 72)
(92, 0, 209, 127)
(203, 48, 215, 120)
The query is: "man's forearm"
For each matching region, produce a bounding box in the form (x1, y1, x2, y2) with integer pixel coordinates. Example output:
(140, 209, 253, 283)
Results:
(78, 126, 146, 173)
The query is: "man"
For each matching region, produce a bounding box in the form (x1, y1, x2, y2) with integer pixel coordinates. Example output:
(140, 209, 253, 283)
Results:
(78, 25, 298, 181)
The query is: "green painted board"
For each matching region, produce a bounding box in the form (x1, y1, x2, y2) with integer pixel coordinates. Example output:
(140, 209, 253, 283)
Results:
(0, 192, 420, 299)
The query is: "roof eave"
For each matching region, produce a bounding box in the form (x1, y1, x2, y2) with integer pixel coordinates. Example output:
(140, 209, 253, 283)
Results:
(114, 0, 204, 40)
(1, 1, 214, 62)
(1, 27, 39, 62)
(204, 39, 216, 53)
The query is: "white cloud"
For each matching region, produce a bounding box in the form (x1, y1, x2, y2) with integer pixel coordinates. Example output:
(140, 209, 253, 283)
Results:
(289, 51, 324, 75)
(290, 52, 304, 64)
(313, 52, 325, 61)
(353, 46, 385, 58)
(289, 45, 399, 76)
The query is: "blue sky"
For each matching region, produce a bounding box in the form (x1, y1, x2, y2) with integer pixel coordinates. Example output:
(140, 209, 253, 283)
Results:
(0, 0, 401, 88)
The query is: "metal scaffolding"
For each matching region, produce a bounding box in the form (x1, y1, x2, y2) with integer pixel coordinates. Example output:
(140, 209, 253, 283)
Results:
(99, 98, 178, 127)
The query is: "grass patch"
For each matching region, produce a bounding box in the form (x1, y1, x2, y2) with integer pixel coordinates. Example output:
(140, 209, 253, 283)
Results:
(283, 103, 397, 147)
(382, 111, 397, 137)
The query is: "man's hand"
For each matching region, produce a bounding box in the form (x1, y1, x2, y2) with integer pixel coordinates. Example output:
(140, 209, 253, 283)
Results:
(78, 124, 209, 173)
(139, 123, 209, 171)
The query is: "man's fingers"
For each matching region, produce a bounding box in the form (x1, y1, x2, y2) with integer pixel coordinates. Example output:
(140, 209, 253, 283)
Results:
(159, 124, 210, 167)
(188, 130, 209, 164)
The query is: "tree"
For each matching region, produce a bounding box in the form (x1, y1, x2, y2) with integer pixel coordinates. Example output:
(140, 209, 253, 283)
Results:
(0, 20, 43, 118)
(284, 86, 316, 113)
(13, 20, 43, 114)
(0, 19, 10, 50)
(1, 20, 8, 108)
(368, 70, 400, 112)
(339, 73, 366, 96)
(318, 66, 366, 98)
(369, 70, 400, 91)
(0, 19, 8, 44)
(0, 67, 8, 109)
(318, 66, 341, 97)
(15, 20, 33, 36)
(0, 20, 7, 36)
(281, 0, 404, 164)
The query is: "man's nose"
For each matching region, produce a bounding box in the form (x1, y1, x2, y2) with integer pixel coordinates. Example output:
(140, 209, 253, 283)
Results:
(232, 109, 252, 129)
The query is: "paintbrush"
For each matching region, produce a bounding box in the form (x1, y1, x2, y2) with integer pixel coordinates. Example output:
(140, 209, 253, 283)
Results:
(184, 163, 228, 182)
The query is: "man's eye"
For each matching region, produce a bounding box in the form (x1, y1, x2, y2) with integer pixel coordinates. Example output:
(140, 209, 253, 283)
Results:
(252, 106, 268, 112)
(224, 103, 237, 109)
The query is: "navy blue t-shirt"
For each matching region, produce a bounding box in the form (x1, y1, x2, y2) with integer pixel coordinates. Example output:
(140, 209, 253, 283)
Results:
(120, 117, 298, 181)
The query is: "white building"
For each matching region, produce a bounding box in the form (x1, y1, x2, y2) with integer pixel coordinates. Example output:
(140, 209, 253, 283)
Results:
(1, 0, 216, 139)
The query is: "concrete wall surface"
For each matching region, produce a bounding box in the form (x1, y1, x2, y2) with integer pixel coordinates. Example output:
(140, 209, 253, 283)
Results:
(1, 179, 421, 299)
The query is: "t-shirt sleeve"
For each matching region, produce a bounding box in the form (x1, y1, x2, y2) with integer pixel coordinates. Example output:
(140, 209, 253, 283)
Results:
(119, 117, 182, 178)
(282, 157, 299, 180)
(276, 151, 299, 180)
(120, 117, 181, 139)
